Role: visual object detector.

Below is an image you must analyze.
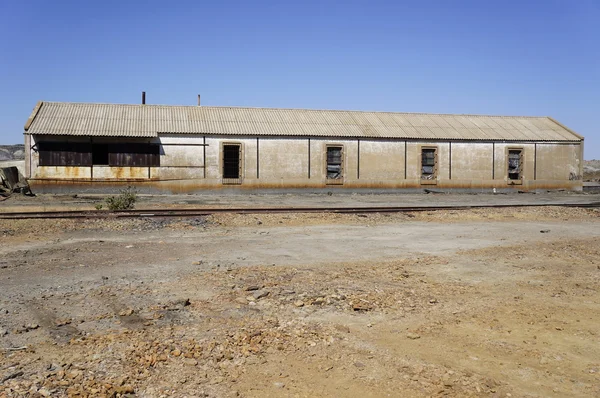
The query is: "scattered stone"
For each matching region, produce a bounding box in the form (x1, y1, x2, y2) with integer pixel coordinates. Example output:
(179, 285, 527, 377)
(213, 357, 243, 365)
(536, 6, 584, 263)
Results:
(46, 363, 59, 371)
(0, 328, 7, 337)
(192, 261, 203, 265)
(183, 358, 198, 366)
(5, 345, 27, 351)
(252, 290, 269, 300)
(312, 297, 325, 305)
(273, 382, 285, 389)
(352, 302, 372, 311)
(114, 385, 135, 394)
(167, 298, 191, 309)
(406, 333, 421, 340)
(119, 309, 134, 317)
(235, 297, 249, 305)
(293, 300, 304, 307)
(1, 371, 24, 383)
(540, 229, 551, 233)
(55, 318, 71, 327)
(25, 323, 39, 331)
(334, 324, 350, 333)
(245, 286, 260, 291)
(354, 362, 366, 369)
(38, 387, 52, 397)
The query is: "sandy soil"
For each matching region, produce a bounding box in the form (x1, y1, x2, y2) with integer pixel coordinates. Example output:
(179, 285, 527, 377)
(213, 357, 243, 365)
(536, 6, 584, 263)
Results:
(0, 206, 599, 397)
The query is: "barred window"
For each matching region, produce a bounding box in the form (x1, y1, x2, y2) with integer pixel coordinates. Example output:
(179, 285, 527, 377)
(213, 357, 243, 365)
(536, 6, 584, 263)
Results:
(421, 148, 437, 180)
(508, 149, 523, 180)
(326, 146, 343, 182)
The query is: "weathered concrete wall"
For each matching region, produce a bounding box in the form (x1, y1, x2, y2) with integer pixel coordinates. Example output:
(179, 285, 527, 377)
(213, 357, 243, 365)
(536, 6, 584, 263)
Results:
(359, 140, 405, 182)
(37, 166, 93, 179)
(26, 134, 583, 192)
(160, 139, 204, 167)
(451, 143, 493, 181)
(536, 144, 581, 181)
(93, 167, 148, 180)
(258, 138, 308, 181)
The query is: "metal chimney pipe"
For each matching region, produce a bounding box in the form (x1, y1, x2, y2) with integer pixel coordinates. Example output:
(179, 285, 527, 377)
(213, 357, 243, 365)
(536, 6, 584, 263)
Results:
(197, 94, 201, 106)
(142, 91, 146, 105)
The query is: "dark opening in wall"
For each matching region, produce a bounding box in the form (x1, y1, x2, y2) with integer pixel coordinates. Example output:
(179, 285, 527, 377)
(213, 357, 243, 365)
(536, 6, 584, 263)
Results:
(38, 142, 92, 166)
(38, 142, 159, 167)
(109, 143, 160, 167)
(222, 144, 242, 184)
(92, 144, 109, 165)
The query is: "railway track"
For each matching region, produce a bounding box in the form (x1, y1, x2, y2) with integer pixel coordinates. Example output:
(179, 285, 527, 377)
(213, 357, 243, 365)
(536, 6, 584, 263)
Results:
(0, 202, 598, 219)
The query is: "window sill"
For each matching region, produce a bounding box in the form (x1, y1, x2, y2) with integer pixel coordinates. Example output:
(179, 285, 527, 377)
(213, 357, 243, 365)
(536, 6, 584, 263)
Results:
(222, 178, 243, 185)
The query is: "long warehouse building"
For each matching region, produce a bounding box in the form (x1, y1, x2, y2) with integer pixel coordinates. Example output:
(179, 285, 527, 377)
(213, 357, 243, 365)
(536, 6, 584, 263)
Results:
(23, 100, 584, 193)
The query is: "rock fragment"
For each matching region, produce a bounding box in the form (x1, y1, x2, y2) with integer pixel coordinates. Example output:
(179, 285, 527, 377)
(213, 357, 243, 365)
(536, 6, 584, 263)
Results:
(252, 290, 269, 300)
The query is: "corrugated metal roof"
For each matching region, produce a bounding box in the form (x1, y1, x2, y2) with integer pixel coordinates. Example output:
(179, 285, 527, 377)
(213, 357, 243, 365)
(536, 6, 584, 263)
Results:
(24, 102, 583, 142)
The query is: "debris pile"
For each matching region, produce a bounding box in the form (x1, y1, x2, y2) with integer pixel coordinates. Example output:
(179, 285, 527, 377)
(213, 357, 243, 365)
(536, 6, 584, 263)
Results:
(0, 167, 32, 199)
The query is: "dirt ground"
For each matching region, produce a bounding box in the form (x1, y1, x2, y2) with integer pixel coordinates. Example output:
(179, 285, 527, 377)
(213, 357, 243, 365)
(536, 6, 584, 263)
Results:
(0, 203, 599, 397)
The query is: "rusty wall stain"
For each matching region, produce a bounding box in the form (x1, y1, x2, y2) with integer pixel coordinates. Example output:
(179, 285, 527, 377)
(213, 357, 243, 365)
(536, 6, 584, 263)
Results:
(29, 178, 583, 194)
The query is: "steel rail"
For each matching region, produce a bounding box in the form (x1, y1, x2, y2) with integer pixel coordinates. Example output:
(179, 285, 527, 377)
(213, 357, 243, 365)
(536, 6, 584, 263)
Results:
(0, 202, 598, 219)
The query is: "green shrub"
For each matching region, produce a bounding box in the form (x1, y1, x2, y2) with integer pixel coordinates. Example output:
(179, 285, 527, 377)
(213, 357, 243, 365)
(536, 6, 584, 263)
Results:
(94, 203, 103, 210)
(105, 186, 137, 210)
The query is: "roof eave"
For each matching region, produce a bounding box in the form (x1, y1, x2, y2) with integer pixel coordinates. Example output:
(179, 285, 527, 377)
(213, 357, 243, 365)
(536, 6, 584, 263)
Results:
(23, 101, 44, 132)
(547, 117, 584, 141)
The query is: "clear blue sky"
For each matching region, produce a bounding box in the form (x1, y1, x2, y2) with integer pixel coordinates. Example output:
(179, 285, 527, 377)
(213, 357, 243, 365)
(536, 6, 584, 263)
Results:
(1, 0, 598, 158)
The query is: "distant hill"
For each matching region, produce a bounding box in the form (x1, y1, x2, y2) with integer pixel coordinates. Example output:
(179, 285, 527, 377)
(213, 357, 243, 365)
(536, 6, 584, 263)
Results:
(584, 159, 600, 182)
(0, 144, 25, 161)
